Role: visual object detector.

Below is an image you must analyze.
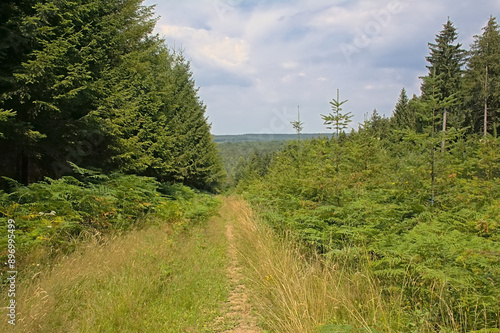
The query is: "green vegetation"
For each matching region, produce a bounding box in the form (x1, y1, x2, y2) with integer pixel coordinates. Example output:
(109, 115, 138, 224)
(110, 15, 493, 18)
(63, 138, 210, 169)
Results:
(217, 141, 286, 188)
(0, 0, 224, 191)
(0, 3, 227, 328)
(214, 133, 331, 143)
(0, 196, 227, 333)
(0, 167, 220, 274)
(235, 18, 500, 332)
(229, 196, 393, 333)
(239, 132, 499, 331)
(0, 3, 499, 332)
(0, 0, 224, 297)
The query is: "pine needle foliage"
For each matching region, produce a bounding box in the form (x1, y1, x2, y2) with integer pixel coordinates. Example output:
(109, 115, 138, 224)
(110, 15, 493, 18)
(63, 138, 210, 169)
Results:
(233, 17, 500, 332)
(0, 0, 224, 191)
(322, 89, 353, 138)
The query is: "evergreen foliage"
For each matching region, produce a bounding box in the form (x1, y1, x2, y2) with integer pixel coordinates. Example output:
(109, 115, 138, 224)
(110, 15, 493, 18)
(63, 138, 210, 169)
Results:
(0, 168, 220, 277)
(290, 106, 305, 140)
(463, 16, 500, 136)
(420, 19, 466, 130)
(391, 88, 418, 130)
(321, 89, 353, 137)
(217, 140, 287, 187)
(240, 133, 500, 331)
(0, 0, 223, 191)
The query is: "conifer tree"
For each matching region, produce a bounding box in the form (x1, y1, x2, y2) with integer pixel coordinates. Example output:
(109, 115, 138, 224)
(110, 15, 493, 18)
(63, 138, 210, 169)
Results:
(421, 19, 466, 129)
(290, 106, 304, 141)
(415, 73, 458, 207)
(391, 88, 418, 130)
(0, 0, 157, 183)
(152, 53, 225, 190)
(321, 89, 352, 205)
(0, 0, 224, 191)
(463, 16, 500, 136)
(322, 89, 352, 138)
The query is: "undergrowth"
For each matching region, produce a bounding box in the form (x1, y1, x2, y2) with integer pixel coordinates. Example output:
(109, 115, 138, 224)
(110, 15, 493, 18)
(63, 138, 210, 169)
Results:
(238, 133, 500, 332)
(0, 198, 227, 332)
(0, 168, 220, 284)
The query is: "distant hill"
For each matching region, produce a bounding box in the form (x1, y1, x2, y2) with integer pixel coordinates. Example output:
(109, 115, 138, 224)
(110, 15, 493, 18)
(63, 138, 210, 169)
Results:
(213, 133, 332, 143)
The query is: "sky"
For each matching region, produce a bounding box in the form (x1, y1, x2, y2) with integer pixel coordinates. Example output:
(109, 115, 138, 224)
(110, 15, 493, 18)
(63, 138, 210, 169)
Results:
(144, 0, 499, 135)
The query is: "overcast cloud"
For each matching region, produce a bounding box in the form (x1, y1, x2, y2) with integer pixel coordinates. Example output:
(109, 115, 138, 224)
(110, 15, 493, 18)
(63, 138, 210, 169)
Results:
(144, 0, 500, 134)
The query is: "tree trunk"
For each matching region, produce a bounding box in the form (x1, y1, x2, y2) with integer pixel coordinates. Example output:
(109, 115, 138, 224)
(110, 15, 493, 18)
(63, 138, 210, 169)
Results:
(441, 107, 447, 151)
(21, 152, 30, 185)
(484, 63, 488, 137)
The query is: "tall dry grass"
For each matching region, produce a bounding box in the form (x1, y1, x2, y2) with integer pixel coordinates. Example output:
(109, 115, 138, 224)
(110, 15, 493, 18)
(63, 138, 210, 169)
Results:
(226, 196, 404, 333)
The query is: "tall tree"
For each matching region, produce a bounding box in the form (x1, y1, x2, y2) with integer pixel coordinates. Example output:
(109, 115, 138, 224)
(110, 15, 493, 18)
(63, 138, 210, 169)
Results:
(0, 0, 225, 191)
(0, 1, 34, 137)
(150, 53, 225, 190)
(421, 19, 466, 129)
(463, 16, 500, 136)
(416, 74, 458, 207)
(0, 0, 157, 183)
(321, 89, 352, 205)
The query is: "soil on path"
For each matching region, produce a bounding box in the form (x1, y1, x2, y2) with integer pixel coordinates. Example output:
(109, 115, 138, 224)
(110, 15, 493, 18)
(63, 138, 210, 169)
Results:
(217, 197, 262, 333)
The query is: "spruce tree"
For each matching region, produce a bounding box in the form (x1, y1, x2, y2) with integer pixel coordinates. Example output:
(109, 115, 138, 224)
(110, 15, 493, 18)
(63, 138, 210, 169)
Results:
(463, 16, 500, 136)
(421, 19, 466, 129)
(392, 88, 416, 130)
(321, 89, 352, 205)
(321, 89, 352, 138)
(168, 55, 225, 190)
(290, 106, 304, 141)
(0, 0, 224, 191)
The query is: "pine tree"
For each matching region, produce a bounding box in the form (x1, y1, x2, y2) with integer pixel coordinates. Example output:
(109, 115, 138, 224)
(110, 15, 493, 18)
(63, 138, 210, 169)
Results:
(152, 53, 225, 190)
(0, 0, 224, 191)
(321, 89, 352, 205)
(290, 106, 304, 141)
(415, 73, 458, 207)
(0, 1, 34, 137)
(421, 19, 466, 129)
(463, 16, 500, 136)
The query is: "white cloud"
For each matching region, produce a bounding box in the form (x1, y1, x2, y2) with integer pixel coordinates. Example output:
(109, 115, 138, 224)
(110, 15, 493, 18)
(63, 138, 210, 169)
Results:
(282, 61, 299, 69)
(146, 0, 500, 134)
(160, 25, 250, 70)
(202, 36, 249, 67)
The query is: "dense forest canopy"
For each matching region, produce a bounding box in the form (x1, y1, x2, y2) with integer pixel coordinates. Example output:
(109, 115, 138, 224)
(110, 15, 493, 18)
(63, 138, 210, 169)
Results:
(0, 0, 224, 191)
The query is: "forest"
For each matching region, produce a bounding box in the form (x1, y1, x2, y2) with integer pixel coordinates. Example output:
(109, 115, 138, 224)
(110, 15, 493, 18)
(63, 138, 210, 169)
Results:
(0, 0, 499, 332)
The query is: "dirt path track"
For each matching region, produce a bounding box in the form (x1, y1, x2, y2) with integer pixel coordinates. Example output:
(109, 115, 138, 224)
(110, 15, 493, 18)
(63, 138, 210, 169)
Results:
(217, 197, 262, 333)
